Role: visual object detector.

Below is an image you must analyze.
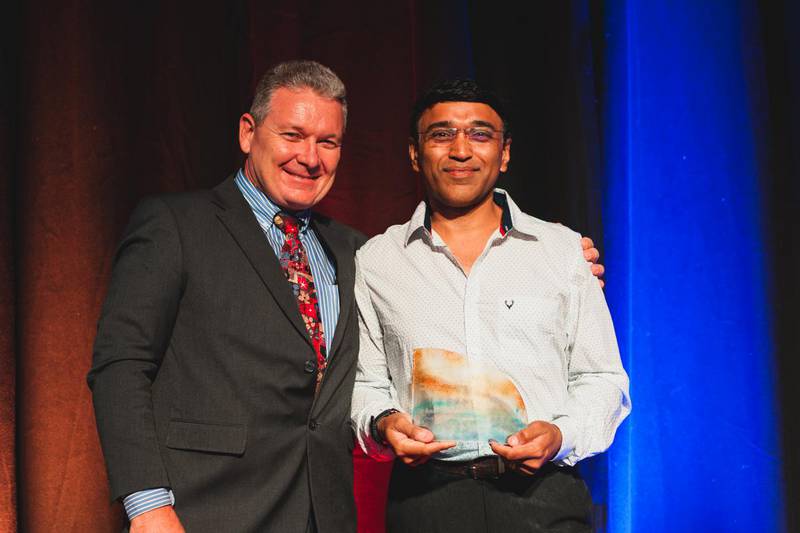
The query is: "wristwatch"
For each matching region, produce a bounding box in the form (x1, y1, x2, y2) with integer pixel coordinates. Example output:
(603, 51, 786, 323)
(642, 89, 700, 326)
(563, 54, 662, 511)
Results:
(370, 408, 400, 445)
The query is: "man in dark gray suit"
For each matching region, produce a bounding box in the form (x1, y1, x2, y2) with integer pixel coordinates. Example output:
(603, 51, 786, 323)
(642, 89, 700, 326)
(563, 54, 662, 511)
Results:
(88, 60, 364, 532)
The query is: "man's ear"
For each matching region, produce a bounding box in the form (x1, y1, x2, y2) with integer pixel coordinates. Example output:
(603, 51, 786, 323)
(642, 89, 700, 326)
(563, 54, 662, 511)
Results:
(408, 139, 421, 172)
(500, 137, 511, 173)
(239, 113, 257, 154)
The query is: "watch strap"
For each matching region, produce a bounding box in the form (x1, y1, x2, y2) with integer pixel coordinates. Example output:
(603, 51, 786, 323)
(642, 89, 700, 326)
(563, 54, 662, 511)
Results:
(370, 408, 400, 445)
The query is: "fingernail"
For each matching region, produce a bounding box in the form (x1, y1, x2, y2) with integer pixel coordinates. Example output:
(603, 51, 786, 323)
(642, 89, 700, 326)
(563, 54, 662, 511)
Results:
(488, 439, 497, 444)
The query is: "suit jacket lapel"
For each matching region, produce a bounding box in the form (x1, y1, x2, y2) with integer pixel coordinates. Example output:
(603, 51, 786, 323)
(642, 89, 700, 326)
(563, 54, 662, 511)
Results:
(212, 177, 312, 347)
(312, 218, 355, 363)
(310, 217, 357, 412)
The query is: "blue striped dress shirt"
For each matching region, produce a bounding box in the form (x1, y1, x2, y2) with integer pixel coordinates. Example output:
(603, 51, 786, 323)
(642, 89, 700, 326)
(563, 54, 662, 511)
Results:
(123, 170, 340, 521)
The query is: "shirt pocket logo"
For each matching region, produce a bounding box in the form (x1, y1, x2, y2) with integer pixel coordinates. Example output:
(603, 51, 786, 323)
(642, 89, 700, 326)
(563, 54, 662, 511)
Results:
(496, 296, 567, 359)
(499, 296, 561, 333)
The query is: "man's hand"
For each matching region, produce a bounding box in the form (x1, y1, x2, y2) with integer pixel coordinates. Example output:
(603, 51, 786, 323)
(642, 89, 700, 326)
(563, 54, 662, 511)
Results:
(378, 412, 456, 466)
(489, 420, 562, 475)
(130, 506, 185, 533)
(581, 236, 605, 288)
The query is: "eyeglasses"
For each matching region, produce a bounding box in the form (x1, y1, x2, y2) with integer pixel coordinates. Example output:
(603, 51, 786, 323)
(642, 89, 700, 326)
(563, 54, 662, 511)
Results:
(419, 127, 504, 145)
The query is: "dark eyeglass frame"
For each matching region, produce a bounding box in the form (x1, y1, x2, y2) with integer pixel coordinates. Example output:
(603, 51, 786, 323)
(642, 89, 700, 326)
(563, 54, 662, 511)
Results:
(419, 127, 505, 145)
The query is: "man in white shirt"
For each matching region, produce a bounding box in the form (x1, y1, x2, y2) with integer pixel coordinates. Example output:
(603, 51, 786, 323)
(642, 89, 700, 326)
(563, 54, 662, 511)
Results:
(351, 79, 631, 532)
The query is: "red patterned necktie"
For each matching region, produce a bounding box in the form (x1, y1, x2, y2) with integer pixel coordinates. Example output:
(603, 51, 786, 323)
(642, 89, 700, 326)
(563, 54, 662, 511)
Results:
(274, 211, 327, 386)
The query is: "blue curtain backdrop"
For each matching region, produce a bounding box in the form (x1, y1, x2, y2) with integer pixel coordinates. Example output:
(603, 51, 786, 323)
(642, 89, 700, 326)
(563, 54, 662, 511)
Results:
(601, 1, 785, 531)
(466, 0, 797, 530)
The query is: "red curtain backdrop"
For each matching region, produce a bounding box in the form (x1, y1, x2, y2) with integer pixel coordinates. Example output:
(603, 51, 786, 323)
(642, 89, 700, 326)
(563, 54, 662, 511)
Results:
(1, 1, 19, 529)
(0, 51, 16, 531)
(2, 0, 479, 530)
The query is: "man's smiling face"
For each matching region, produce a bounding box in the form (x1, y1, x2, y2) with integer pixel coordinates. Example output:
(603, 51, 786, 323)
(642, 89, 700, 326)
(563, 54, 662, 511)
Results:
(410, 101, 510, 211)
(239, 87, 344, 210)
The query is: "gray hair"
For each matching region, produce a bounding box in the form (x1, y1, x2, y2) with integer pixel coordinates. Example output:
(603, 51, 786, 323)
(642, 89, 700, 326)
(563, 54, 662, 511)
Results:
(249, 60, 347, 128)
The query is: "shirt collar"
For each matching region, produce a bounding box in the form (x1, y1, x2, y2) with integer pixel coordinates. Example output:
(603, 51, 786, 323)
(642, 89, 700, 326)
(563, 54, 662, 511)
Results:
(404, 188, 538, 246)
(234, 169, 312, 233)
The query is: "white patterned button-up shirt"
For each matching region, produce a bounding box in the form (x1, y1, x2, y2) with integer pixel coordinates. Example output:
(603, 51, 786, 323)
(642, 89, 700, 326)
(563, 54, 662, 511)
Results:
(351, 190, 631, 466)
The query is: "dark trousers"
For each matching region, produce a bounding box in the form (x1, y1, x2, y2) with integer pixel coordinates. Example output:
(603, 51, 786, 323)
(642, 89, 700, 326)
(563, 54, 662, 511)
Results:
(386, 460, 592, 533)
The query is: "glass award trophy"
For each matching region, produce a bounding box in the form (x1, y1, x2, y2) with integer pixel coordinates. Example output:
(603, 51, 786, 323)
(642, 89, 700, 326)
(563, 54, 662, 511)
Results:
(410, 347, 527, 444)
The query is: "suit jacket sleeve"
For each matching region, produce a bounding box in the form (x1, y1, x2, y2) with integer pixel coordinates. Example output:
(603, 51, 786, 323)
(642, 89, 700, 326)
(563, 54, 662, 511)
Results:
(87, 196, 183, 501)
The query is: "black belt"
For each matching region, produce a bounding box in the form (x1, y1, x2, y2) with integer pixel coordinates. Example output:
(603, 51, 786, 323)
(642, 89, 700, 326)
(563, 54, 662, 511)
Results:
(429, 456, 510, 480)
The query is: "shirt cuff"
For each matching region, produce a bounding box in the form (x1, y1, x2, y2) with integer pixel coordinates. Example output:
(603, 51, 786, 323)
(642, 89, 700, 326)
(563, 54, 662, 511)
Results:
(551, 416, 578, 465)
(122, 488, 175, 521)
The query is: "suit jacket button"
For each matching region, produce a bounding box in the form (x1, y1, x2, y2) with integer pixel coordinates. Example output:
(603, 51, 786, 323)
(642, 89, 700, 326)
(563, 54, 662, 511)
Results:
(304, 360, 317, 373)
(309, 419, 319, 430)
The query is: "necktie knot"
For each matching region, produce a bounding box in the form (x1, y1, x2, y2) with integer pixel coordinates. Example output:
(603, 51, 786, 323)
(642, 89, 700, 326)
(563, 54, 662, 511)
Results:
(274, 212, 300, 238)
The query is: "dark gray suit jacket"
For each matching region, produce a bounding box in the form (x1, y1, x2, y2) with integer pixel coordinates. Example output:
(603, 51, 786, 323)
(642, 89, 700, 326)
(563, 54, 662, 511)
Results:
(88, 176, 365, 532)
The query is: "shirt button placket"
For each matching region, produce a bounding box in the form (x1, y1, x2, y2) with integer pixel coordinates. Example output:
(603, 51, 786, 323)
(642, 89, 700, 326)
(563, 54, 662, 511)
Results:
(464, 274, 481, 362)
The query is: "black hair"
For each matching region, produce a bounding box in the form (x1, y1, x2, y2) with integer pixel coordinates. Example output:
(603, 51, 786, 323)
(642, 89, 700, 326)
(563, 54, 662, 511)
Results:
(409, 79, 511, 141)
